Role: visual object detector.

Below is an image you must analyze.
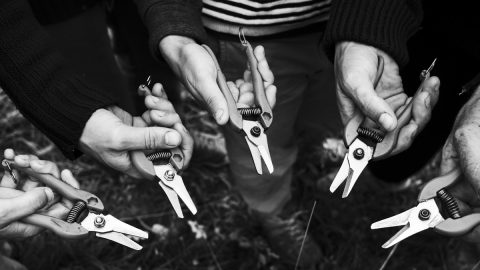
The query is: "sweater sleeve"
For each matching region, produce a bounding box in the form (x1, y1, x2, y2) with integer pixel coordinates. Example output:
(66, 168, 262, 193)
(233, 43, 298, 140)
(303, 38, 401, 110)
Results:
(323, 0, 423, 67)
(0, 0, 117, 159)
(133, 0, 210, 60)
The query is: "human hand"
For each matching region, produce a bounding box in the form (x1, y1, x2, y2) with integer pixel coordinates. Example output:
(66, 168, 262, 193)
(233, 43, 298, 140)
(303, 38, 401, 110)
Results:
(159, 36, 276, 123)
(335, 41, 440, 154)
(225, 45, 276, 109)
(0, 149, 79, 238)
(440, 86, 480, 241)
(79, 83, 193, 178)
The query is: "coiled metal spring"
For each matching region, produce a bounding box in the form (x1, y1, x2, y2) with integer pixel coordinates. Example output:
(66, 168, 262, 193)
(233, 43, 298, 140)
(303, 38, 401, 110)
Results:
(437, 189, 461, 219)
(67, 201, 87, 223)
(238, 107, 262, 117)
(357, 127, 384, 143)
(147, 151, 172, 162)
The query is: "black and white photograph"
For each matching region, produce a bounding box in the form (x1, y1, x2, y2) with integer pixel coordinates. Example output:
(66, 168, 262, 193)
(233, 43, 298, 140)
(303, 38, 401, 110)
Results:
(0, 0, 479, 269)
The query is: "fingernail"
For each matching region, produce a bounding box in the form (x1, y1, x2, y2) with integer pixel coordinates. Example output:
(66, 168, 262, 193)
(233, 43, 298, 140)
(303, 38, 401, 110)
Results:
(165, 132, 181, 146)
(379, 113, 396, 131)
(424, 94, 431, 109)
(44, 187, 55, 202)
(154, 110, 166, 118)
(215, 109, 224, 122)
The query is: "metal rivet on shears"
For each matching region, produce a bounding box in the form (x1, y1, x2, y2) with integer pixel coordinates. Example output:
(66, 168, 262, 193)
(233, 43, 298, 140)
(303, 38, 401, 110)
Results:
(94, 216, 106, 228)
(418, 209, 431, 221)
(250, 126, 261, 137)
(164, 170, 176, 181)
(353, 148, 365, 160)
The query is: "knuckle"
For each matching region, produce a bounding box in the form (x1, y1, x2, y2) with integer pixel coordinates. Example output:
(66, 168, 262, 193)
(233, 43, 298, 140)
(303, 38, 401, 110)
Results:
(143, 128, 160, 149)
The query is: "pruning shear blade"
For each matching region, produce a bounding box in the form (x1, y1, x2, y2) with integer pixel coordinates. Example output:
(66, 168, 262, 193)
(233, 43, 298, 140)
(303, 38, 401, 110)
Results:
(154, 165, 197, 217)
(371, 200, 444, 248)
(97, 232, 143, 250)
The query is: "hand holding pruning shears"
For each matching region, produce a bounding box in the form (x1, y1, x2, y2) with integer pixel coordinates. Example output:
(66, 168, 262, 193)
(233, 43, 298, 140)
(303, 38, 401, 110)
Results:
(331, 42, 440, 197)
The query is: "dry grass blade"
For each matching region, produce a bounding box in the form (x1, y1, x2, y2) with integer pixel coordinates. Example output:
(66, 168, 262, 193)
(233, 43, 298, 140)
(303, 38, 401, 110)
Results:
(471, 258, 480, 270)
(295, 200, 317, 270)
(379, 243, 399, 270)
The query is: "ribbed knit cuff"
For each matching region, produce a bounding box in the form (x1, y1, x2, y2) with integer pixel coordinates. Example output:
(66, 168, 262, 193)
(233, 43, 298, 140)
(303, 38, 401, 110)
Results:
(41, 76, 117, 159)
(136, 0, 210, 61)
(323, 0, 422, 67)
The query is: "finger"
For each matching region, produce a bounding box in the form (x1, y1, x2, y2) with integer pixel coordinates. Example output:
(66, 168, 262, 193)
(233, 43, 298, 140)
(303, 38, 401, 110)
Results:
(4, 148, 15, 160)
(265, 84, 277, 108)
(0, 187, 54, 225)
(196, 77, 229, 125)
(239, 81, 253, 95)
(152, 83, 168, 98)
(349, 77, 397, 131)
(43, 201, 71, 220)
(227, 81, 240, 103)
(145, 95, 176, 113)
(242, 71, 251, 85)
(58, 169, 79, 209)
(336, 87, 358, 124)
(0, 173, 17, 189)
(114, 125, 182, 151)
(30, 160, 60, 179)
(235, 78, 245, 88)
(390, 121, 418, 155)
(411, 76, 440, 130)
(0, 222, 44, 239)
(254, 45, 274, 86)
(60, 169, 79, 189)
(0, 187, 23, 198)
(23, 159, 61, 192)
(238, 92, 254, 107)
(173, 123, 194, 167)
(14, 154, 38, 168)
(149, 110, 182, 127)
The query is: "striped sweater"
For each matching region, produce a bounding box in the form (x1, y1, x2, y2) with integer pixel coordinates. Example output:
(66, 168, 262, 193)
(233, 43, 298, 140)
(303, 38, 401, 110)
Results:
(201, 0, 331, 35)
(136, 0, 423, 66)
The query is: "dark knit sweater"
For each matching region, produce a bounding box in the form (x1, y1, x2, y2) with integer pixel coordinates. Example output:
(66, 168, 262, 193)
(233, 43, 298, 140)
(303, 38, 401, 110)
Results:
(0, 0, 116, 159)
(323, 0, 423, 67)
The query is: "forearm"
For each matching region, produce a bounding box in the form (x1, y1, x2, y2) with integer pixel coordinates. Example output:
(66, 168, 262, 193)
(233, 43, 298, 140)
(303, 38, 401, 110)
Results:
(0, 0, 116, 159)
(133, 0, 209, 60)
(323, 0, 423, 67)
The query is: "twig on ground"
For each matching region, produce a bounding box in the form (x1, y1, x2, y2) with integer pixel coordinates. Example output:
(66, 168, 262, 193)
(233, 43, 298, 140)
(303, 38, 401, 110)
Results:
(295, 200, 317, 270)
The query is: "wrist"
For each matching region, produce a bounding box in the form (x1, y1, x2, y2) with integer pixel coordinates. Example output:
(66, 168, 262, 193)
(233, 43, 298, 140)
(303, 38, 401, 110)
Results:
(159, 35, 196, 60)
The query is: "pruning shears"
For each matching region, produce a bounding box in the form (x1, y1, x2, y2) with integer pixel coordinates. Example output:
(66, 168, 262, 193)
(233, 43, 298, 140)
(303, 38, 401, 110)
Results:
(330, 58, 437, 198)
(131, 79, 197, 218)
(371, 169, 480, 248)
(201, 28, 273, 175)
(2, 159, 148, 250)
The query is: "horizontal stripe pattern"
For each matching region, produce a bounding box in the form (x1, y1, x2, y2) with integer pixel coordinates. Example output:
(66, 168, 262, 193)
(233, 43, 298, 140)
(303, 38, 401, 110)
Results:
(202, 0, 330, 26)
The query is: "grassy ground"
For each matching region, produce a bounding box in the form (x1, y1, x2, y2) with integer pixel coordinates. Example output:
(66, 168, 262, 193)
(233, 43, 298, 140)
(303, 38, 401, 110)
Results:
(1, 88, 479, 270)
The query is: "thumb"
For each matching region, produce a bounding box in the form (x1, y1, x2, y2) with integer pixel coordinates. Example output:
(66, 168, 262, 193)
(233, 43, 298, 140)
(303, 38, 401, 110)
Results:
(348, 74, 397, 131)
(114, 125, 182, 151)
(0, 187, 54, 224)
(197, 76, 229, 125)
